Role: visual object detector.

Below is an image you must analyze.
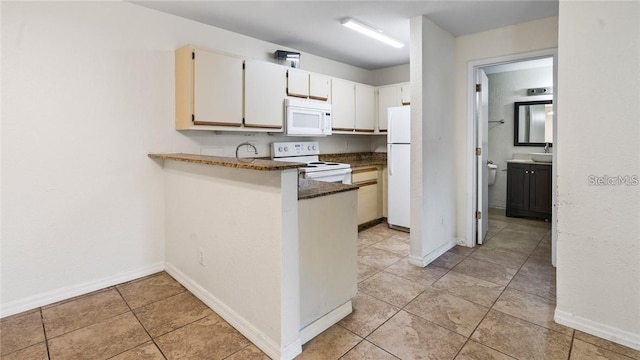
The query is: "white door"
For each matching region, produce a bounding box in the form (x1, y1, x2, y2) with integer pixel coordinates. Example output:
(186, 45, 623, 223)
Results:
(387, 143, 410, 229)
(476, 69, 489, 244)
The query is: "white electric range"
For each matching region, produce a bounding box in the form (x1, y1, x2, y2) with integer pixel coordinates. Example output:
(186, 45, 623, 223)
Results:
(271, 141, 352, 184)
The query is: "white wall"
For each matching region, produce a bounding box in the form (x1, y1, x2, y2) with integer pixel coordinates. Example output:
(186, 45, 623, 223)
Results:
(454, 16, 559, 242)
(555, 1, 640, 349)
(409, 16, 457, 266)
(162, 162, 301, 358)
(370, 63, 410, 87)
(0, 1, 392, 315)
(487, 67, 553, 208)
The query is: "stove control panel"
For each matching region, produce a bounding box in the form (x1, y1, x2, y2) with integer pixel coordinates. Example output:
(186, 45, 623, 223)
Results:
(272, 141, 320, 158)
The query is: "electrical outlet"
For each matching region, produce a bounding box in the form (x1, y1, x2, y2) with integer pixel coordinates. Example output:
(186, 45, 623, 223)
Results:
(198, 248, 205, 267)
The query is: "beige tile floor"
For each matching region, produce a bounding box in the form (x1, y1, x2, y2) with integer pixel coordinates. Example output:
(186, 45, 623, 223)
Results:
(2, 209, 639, 359)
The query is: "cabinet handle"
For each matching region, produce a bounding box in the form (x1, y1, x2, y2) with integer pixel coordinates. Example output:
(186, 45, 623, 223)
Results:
(525, 170, 529, 174)
(531, 170, 535, 174)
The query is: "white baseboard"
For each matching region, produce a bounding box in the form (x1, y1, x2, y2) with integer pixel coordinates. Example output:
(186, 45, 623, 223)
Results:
(408, 237, 457, 267)
(555, 308, 640, 350)
(165, 263, 302, 360)
(300, 301, 352, 345)
(456, 237, 468, 247)
(0, 262, 165, 318)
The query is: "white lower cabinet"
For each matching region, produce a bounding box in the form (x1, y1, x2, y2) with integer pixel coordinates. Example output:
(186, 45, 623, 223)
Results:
(352, 166, 382, 225)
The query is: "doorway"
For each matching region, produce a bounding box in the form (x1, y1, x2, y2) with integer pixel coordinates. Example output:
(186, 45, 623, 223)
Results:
(466, 48, 558, 266)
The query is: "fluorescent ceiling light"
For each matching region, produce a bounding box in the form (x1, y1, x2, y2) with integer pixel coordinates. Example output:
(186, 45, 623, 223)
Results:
(341, 18, 404, 49)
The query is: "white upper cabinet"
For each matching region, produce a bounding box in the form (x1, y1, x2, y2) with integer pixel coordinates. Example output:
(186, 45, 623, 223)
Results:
(287, 68, 309, 98)
(244, 60, 287, 129)
(287, 69, 331, 102)
(355, 84, 375, 132)
(175, 45, 243, 129)
(309, 73, 331, 101)
(331, 78, 355, 131)
(400, 83, 411, 105)
(376, 85, 400, 132)
(175, 44, 404, 134)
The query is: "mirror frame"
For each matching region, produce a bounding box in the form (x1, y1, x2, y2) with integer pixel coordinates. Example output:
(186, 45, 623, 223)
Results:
(514, 100, 553, 147)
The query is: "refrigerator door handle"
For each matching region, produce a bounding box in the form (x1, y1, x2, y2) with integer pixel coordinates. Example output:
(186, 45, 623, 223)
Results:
(388, 144, 393, 176)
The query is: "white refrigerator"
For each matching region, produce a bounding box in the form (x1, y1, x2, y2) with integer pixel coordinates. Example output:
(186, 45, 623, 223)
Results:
(387, 106, 410, 230)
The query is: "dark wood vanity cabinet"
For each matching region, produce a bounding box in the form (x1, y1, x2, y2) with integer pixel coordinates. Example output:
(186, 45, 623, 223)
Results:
(506, 163, 552, 220)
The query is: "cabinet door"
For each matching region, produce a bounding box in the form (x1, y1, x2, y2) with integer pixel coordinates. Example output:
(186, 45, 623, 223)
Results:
(400, 83, 411, 105)
(331, 78, 355, 130)
(355, 84, 375, 132)
(357, 183, 379, 225)
(309, 73, 330, 101)
(244, 60, 287, 128)
(192, 48, 243, 127)
(287, 68, 309, 98)
(506, 163, 530, 212)
(530, 165, 552, 215)
(377, 85, 400, 131)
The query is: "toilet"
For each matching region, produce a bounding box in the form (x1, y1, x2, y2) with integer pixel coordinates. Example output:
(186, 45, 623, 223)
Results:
(488, 163, 498, 185)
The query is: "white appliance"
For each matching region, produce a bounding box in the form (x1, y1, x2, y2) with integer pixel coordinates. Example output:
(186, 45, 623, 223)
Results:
(387, 106, 411, 231)
(271, 141, 352, 184)
(284, 98, 332, 136)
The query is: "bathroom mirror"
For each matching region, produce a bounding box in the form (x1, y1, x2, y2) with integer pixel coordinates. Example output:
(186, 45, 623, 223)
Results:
(514, 100, 553, 146)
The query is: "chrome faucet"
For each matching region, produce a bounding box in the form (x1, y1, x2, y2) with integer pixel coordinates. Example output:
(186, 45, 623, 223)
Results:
(544, 143, 550, 153)
(236, 142, 258, 160)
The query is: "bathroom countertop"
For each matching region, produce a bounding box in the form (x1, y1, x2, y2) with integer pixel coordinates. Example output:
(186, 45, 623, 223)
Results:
(506, 159, 552, 165)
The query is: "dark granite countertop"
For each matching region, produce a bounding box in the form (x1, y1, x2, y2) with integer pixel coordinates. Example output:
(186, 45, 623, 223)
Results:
(298, 179, 359, 200)
(148, 153, 304, 171)
(319, 152, 387, 168)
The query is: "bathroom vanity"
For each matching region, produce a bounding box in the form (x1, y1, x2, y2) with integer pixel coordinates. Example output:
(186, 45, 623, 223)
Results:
(506, 160, 552, 220)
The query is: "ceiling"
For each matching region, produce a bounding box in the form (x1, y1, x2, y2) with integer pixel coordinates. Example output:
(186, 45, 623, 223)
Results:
(131, 1, 558, 70)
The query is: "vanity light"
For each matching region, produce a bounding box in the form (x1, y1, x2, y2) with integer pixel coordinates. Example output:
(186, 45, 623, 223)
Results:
(340, 18, 405, 48)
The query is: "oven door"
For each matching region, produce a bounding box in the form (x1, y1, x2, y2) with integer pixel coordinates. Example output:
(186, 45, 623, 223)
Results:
(303, 169, 352, 184)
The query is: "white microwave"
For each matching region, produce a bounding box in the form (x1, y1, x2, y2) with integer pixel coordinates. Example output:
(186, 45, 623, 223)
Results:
(285, 98, 332, 136)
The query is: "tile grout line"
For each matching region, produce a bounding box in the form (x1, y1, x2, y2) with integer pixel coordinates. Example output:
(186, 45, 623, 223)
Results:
(446, 218, 553, 358)
(39, 307, 52, 360)
(567, 330, 576, 360)
(112, 286, 169, 360)
(461, 221, 567, 359)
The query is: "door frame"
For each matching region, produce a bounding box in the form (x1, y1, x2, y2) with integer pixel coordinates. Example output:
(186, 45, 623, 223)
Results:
(464, 48, 558, 265)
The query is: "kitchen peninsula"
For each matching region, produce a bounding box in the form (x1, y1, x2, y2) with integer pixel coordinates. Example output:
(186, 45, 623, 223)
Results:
(148, 153, 358, 360)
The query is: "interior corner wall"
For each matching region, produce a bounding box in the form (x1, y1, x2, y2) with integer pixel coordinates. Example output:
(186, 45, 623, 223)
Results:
(0, 1, 379, 315)
(555, 0, 640, 349)
(408, 16, 457, 265)
(454, 16, 559, 242)
(487, 67, 553, 209)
